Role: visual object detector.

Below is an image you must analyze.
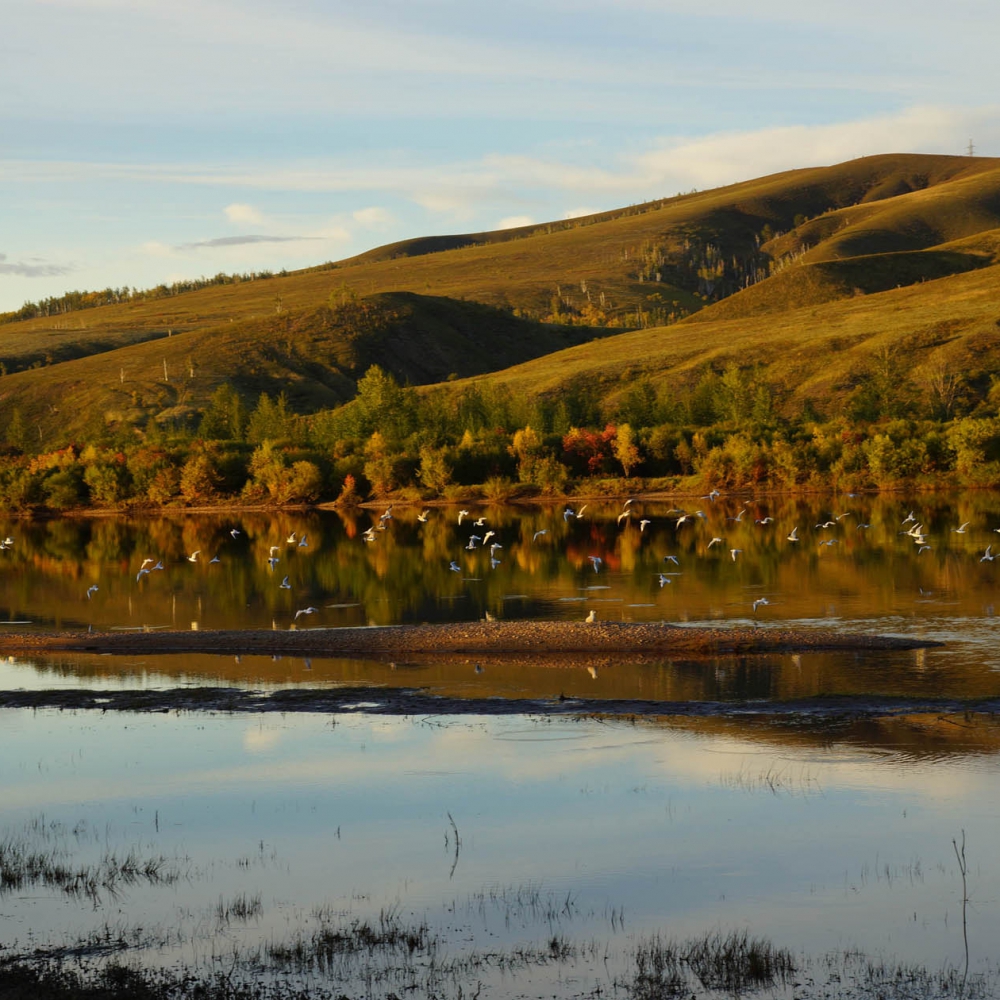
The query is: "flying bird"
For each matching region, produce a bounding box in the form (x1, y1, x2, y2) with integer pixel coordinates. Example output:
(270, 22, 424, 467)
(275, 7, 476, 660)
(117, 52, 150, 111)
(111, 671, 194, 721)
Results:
(230, 528, 240, 538)
(86, 585, 99, 599)
(533, 529, 548, 541)
(707, 537, 723, 549)
(588, 555, 602, 572)
(952, 522, 971, 534)
(458, 509, 470, 524)
(449, 561, 462, 572)
(663, 554, 679, 566)
(639, 519, 651, 532)
(294, 607, 318, 619)
(417, 510, 430, 522)
(730, 548, 742, 561)
(187, 550, 200, 563)
(280, 576, 292, 589)
(787, 527, 799, 542)
(752, 597, 770, 613)
(657, 574, 670, 587)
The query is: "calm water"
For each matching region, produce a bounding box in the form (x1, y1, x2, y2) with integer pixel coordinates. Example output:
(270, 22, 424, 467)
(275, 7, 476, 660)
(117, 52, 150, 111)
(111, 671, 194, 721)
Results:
(3, 494, 1000, 996)
(3, 711, 1000, 996)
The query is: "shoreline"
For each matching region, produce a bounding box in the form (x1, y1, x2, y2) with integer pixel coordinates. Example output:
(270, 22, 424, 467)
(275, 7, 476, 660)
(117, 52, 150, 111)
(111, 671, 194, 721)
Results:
(0, 620, 940, 658)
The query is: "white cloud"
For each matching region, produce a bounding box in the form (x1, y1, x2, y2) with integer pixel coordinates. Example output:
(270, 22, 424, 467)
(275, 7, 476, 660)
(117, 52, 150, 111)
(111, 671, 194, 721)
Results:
(224, 202, 263, 224)
(497, 214, 534, 230)
(352, 206, 394, 229)
(563, 206, 599, 219)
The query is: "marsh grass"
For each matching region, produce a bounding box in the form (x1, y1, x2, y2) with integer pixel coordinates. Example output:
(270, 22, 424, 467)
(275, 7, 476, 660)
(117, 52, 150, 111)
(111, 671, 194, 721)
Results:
(215, 892, 263, 927)
(265, 906, 433, 973)
(0, 817, 187, 904)
(463, 882, 582, 930)
(719, 762, 822, 797)
(629, 930, 795, 998)
(0, 837, 182, 902)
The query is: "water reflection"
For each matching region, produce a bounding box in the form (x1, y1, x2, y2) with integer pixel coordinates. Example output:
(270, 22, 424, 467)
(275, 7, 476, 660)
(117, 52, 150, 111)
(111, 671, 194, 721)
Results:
(2, 711, 998, 996)
(1, 496, 1000, 631)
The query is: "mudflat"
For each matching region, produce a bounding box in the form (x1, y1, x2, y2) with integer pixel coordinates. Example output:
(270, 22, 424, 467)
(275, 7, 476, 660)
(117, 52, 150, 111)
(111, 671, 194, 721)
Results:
(0, 620, 939, 658)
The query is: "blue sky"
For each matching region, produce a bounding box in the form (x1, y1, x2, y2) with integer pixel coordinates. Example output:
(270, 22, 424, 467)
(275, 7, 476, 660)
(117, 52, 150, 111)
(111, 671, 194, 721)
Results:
(2, 0, 998, 312)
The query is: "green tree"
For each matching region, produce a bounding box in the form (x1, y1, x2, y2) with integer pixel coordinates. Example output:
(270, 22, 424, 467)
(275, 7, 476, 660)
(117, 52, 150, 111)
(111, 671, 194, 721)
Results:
(247, 392, 295, 444)
(199, 384, 247, 440)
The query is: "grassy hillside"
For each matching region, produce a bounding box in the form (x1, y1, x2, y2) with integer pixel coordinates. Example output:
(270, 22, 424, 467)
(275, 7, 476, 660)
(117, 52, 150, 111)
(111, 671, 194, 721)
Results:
(0, 293, 608, 440)
(436, 261, 1000, 418)
(3, 151, 1000, 449)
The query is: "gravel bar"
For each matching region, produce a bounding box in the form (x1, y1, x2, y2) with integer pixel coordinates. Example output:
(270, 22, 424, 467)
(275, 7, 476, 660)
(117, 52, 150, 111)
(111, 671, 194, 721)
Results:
(0, 620, 939, 658)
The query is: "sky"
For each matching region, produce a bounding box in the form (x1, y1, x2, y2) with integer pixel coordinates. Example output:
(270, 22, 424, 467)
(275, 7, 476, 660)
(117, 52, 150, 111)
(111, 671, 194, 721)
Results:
(2, 0, 999, 312)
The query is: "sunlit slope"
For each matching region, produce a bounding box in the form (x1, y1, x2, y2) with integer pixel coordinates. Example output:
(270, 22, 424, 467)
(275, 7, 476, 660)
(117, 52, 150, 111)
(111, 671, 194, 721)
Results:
(0, 293, 604, 435)
(441, 261, 1000, 413)
(4, 152, 999, 362)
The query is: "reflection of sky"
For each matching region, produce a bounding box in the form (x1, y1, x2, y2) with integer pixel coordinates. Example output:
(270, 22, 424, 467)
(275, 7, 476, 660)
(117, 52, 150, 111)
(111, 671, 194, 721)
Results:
(2, 710, 998, 981)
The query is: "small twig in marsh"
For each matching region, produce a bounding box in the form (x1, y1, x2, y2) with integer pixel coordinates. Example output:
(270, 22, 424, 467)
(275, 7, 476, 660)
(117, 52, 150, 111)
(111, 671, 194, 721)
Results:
(953, 829, 969, 990)
(447, 812, 461, 879)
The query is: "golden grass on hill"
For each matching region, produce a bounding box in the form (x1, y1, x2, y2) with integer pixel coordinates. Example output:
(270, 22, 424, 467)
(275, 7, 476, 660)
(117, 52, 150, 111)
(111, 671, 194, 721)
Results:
(3, 151, 1000, 440)
(440, 262, 1000, 414)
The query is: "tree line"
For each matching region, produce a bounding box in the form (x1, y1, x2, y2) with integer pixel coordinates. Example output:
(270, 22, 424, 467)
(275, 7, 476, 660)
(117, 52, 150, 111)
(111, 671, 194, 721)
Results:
(1, 351, 999, 512)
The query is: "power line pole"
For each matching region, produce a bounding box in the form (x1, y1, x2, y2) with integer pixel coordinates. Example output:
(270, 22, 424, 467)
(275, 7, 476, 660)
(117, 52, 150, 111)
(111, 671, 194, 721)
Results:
(967, 138, 975, 157)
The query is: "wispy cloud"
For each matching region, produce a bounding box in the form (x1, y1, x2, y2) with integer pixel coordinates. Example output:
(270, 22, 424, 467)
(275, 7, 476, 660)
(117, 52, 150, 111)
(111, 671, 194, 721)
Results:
(352, 206, 394, 229)
(177, 234, 319, 250)
(223, 202, 263, 224)
(0, 252, 71, 278)
(497, 215, 534, 230)
(3, 103, 993, 215)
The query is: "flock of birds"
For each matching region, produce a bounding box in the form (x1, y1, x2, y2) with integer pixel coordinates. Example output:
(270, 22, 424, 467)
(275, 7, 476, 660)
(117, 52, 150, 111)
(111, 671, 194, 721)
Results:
(348, 494, 1000, 623)
(70, 527, 321, 625)
(2, 497, 997, 630)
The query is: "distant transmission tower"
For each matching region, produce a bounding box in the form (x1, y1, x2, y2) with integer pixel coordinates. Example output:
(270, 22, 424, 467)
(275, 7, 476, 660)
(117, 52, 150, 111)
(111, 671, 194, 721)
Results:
(967, 138, 975, 157)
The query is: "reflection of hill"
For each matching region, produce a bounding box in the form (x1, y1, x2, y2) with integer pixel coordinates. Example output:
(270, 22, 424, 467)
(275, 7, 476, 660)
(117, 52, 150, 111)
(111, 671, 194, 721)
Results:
(661, 712, 1000, 763)
(8, 650, 1000, 761)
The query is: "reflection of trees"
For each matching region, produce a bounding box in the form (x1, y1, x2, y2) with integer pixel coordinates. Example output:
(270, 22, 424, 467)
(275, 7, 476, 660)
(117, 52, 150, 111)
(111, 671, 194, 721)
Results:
(3, 491, 1000, 635)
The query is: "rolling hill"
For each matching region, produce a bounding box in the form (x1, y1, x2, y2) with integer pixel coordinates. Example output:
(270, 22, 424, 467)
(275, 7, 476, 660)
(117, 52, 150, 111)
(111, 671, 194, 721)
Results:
(3, 151, 1000, 446)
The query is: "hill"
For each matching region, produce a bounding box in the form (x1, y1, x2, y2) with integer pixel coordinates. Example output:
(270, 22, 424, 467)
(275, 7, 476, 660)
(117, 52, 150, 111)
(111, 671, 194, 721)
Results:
(3, 152, 1000, 448)
(0, 293, 607, 439)
(430, 257, 1000, 422)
